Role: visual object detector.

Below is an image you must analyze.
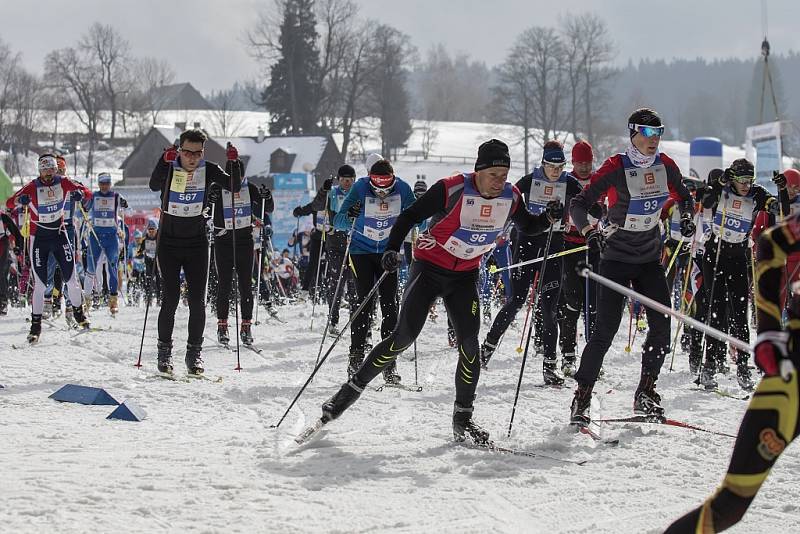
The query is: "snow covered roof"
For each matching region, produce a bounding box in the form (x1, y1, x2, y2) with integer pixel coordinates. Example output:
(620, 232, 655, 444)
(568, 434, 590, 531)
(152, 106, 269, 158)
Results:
(219, 135, 330, 177)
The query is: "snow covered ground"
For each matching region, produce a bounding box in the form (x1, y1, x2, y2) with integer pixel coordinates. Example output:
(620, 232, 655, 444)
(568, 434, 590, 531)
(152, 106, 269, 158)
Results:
(2, 299, 800, 533)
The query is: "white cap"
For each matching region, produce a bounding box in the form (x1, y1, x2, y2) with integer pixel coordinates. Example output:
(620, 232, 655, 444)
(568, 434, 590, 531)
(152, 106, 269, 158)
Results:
(365, 153, 383, 175)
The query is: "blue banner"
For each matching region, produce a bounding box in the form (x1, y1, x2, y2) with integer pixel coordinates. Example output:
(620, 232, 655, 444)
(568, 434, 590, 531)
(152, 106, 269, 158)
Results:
(273, 173, 309, 190)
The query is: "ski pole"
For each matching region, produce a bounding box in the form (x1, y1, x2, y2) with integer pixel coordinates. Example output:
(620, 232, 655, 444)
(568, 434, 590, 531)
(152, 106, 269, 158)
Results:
(490, 245, 587, 274)
(228, 156, 241, 372)
(699, 195, 729, 374)
(203, 204, 215, 305)
(516, 272, 539, 354)
(413, 339, 419, 386)
(624, 299, 635, 353)
(577, 261, 751, 353)
(668, 244, 699, 371)
(271, 270, 390, 429)
(508, 223, 555, 438)
(664, 237, 685, 278)
(310, 211, 328, 331)
(134, 286, 151, 368)
(254, 198, 266, 325)
(314, 226, 354, 366)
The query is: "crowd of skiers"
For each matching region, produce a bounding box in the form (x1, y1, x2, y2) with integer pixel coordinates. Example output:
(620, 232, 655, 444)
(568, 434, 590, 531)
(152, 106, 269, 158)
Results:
(6, 109, 800, 532)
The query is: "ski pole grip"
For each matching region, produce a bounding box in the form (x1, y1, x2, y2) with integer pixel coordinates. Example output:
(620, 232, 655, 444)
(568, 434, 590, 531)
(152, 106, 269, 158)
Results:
(576, 261, 591, 278)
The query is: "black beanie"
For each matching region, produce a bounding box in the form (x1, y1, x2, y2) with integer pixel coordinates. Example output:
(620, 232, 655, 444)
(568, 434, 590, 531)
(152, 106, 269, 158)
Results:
(475, 139, 511, 171)
(729, 158, 755, 177)
(628, 108, 662, 138)
(370, 159, 394, 176)
(338, 164, 356, 178)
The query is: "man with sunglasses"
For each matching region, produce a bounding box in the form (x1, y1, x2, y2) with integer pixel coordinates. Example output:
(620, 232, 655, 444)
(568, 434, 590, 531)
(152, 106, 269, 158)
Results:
(6, 154, 92, 342)
(314, 139, 560, 444)
(149, 129, 241, 375)
(696, 158, 779, 391)
(480, 140, 583, 386)
(332, 159, 415, 381)
(569, 108, 696, 426)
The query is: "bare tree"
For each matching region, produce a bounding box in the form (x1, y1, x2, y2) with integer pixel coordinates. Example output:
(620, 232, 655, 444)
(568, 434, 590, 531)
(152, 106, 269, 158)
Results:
(80, 23, 131, 140)
(45, 47, 104, 177)
(0, 39, 21, 151)
(208, 89, 246, 138)
(315, 0, 357, 130)
(573, 14, 615, 143)
(338, 21, 372, 158)
(494, 42, 534, 172)
(134, 56, 176, 126)
(11, 70, 44, 156)
(420, 120, 438, 158)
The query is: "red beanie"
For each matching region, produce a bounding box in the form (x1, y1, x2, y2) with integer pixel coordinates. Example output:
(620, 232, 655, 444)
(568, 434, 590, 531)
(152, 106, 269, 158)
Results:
(572, 140, 593, 163)
(785, 168, 800, 189)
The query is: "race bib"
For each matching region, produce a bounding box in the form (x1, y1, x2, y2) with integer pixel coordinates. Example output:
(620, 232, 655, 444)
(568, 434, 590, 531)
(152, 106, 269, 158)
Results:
(144, 239, 157, 258)
(527, 178, 567, 231)
(362, 194, 401, 242)
(221, 186, 252, 230)
(713, 192, 754, 244)
(93, 195, 117, 228)
(36, 183, 64, 224)
(167, 167, 205, 217)
(623, 163, 669, 232)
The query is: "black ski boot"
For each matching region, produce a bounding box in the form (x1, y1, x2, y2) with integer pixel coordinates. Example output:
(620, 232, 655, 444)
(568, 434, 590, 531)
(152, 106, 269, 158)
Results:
(543, 354, 565, 386)
(479, 338, 498, 369)
(736, 353, 755, 391)
(382, 361, 401, 384)
(157, 340, 173, 374)
(633, 373, 665, 421)
(321, 378, 365, 422)
(217, 320, 230, 345)
(452, 402, 490, 444)
(0, 299, 8, 316)
(697, 360, 718, 390)
(688, 352, 702, 376)
(570, 383, 592, 426)
(28, 314, 42, 344)
(72, 305, 90, 330)
(240, 320, 254, 346)
(347, 350, 364, 378)
(185, 342, 204, 375)
(561, 352, 577, 377)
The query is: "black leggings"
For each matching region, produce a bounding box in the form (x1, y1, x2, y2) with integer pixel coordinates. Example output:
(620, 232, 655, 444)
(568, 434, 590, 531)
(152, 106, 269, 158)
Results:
(574, 259, 671, 387)
(354, 261, 481, 406)
(349, 253, 398, 354)
(325, 248, 356, 327)
(157, 244, 208, 345)
(0, 239, 9, 303)
(214, 237, 254, 322)
(558, 245, 598, 354)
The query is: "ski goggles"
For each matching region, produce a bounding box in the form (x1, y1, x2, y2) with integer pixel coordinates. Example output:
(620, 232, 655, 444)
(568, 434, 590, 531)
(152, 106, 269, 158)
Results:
(628, 123, 665, 138)
(38, 155, 58, 173)
(731, 173, 755, 185)
(543, 161, 566, 171)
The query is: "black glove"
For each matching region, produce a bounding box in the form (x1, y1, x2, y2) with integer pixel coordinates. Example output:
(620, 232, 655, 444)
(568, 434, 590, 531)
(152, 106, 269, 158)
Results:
(347, 201, 362, 220)
(70, 190, 83, 202)
(545, 199, 564, 222)
(766, 196, 781, 216)
(773, 171, 787, 190)
(679, 216, 696, 238)
(18, 194, 30, 206)
(381, 250, 402, 272)
(259, 185, 272, 200)
(720, 168, 734, 186)
(292, 206, 303, 218)
(585, 228, 606, 254)
(119, 198, 128, 209)
(322, 178, 333, 191)
(264, 225, 273, 238)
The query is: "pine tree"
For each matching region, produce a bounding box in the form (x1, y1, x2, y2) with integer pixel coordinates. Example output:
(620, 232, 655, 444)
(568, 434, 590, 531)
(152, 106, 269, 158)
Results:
(263, 0, 322, 135)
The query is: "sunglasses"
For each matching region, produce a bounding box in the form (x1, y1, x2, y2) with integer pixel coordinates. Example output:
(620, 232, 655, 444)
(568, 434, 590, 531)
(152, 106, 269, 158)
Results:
(180, 148, 204, 158)
(731, 174, 755, 185)
(629, 123, 665, 138)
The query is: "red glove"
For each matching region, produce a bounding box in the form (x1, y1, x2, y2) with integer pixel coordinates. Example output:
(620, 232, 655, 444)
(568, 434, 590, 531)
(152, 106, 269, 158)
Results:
(754, 331, 792, 379)
(163, 145, 178, 163)
(226, 143, 239, 161)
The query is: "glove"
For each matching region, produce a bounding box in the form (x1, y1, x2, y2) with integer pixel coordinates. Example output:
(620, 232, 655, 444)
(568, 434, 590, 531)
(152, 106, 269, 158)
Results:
(70, 190, 83, 202)
(119, 198, 128, 209)
(545, 199, 564, 222)
(679, 216, 696, 238)
(381, 250, 402, 272)
(18, 194, 30, 206)
(163, 145, 178, 163)
(720, 168, 734, 186)
(585, 228, 606, 254)
(259, 185, 272, 200)
(292, 206, 303, 218)
(773, 171, 787, 190)
(766, 196, 781, 216)
(226, 143, 238, 161)
(322, 178, 333, 191)
(754, 331, 792, 379)
(347, 201, 362, 220)
(264, 225, 273, 238)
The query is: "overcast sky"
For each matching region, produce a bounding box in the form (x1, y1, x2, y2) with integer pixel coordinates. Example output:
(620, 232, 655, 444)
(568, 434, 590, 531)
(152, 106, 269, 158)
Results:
(3, 0, 798, 94)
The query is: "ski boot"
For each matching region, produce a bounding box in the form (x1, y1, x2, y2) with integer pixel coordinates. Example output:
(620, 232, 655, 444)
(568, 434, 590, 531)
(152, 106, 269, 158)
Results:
(633, 373, 665, 421)
(688, 352, 702, 376)
(447, 325, 457, 348)
(680, 331, 691, 354)
(0, 299, 8, 316)
(185, 342, 204, 375)
(452, 402, 490, 444)
(64, 305, 75, 327)
(561, 352, 577, 377)
(217, 321, 230, 345)
(83, 295, 93, 315)
(698, 363, 718, 390)
(382, 361, 401, 385)
(736, 355, 755, 391)
(542, 354, 565, 386)
(428, 304, 438, 323)
(72, 305, 90, 330)
(482, 304, 492, 325)
(570, 384, 592, 426)
(240, 320, 254, 346)
(479, 338, 498, 369)
(715, 356, 730, 376)
(266, 304, 279, 317)
(329, 324, 340, 336)
(321, 378, 365, 423)
(42, 297, 52, 320)
(157, 340, 174, 374)
(27, 314, 42, 344)
(52, 291, 62, 317)
(108, 294, 119, 316)
(347, 350, 364, 378)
